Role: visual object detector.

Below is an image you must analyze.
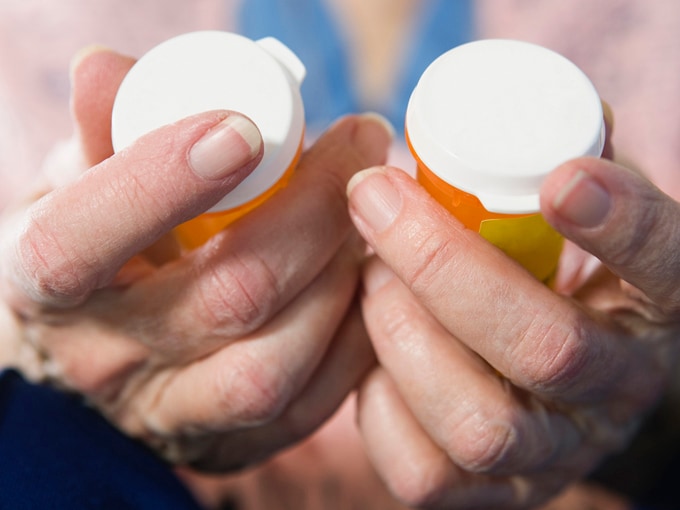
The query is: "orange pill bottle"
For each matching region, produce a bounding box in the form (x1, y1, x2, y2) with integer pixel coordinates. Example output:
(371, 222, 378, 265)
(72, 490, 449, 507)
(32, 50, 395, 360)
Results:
(405, 39, 604, 284)
(111, 31, 306, 249)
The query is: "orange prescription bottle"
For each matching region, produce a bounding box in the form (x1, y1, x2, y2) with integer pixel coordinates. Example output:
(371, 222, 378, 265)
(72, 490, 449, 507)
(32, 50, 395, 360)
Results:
(405, 39, 605, 284)
(111, 31, 306, 249)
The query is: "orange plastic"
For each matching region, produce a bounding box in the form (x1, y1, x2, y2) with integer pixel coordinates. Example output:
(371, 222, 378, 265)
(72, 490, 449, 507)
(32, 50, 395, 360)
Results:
(173, 140, 303, 249)
(407, 130, 529, 229)
(416, 161, 533, 229)
(406, 129, 563, 285)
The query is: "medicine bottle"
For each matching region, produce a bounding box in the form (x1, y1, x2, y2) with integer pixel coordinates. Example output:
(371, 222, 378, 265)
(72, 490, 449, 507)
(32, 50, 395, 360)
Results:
(111, 31, 306, 249)
(405, 39, 604, 284)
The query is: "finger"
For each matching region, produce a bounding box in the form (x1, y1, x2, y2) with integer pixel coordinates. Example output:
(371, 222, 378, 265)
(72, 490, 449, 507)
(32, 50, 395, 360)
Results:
(541, 157, 680, 313)
(347, 166, 620, 402)
(358, 370, 582, 509)
(193, 301, 376, 471)
(361, 257, 581, 475)
(128, 236, 364, 462)
(601, 100, 614, 161)
(357, 368, 522, 509)
(2, 110, 263, 310)
(70, 46, 136, 166)
(141, 114, 393, 340)
(71, 47, 181, 266)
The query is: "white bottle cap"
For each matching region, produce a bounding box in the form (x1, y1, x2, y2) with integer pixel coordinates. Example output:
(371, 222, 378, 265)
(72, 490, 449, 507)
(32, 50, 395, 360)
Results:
(406, 39, 604, 214)
(111, 31, 306, 213)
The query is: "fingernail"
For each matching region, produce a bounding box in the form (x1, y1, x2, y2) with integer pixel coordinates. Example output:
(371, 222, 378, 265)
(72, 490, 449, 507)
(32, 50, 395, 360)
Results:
(552, 170, 611, 228)
(347, 167, 402, 233)
(360, 112, 396, 141)
(189, 115, 262, 180)
(69, 44, 111, 80)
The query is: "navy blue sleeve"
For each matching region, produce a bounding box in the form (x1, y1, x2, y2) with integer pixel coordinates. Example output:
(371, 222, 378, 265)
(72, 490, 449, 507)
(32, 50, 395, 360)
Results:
(0, 369, 204, 510)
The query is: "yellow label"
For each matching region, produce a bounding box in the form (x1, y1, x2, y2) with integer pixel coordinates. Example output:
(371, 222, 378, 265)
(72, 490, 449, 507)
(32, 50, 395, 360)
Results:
(479, 214, 563, 284)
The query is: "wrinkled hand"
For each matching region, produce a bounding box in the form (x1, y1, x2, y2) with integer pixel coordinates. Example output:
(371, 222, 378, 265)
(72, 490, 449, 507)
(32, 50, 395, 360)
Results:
(346, 150, 680, 507)
(0, 48, 391, 471)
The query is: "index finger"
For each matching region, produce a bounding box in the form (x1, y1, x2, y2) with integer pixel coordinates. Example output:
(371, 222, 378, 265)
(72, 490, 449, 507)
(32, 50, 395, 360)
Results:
(348, 166, 623, 401)
(2, 110, 263, 310)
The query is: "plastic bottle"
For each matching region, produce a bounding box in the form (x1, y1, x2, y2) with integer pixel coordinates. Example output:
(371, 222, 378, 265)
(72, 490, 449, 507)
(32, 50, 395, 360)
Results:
(405, 39, 604, 284)
(111, 31, 306, 249)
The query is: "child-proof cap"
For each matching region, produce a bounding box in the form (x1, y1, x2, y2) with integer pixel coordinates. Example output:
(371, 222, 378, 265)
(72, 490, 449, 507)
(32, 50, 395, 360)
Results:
(111, 31, 306, 213)
(406, 39, 604, 214)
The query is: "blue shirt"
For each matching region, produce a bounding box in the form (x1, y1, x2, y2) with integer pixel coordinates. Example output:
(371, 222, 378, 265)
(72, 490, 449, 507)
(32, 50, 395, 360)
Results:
(0, 369, 204, 510)
(238, 0, 474, 136)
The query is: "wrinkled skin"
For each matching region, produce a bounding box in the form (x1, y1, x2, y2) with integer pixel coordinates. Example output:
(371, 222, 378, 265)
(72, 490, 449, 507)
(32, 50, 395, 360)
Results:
(347, 119, 680, 507)
(0, 48, 392, 472)
(0, 47, 673, 510)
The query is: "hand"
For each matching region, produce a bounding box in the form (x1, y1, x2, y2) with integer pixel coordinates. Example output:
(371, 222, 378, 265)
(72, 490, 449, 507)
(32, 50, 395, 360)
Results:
(346, 152, 680, 508)
(0, 48, 391, 471)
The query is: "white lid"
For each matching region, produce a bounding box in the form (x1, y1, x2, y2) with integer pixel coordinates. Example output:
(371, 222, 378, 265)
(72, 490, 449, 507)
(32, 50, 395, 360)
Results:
(406, 39, 604, 214)
(111, 31, 306, 213)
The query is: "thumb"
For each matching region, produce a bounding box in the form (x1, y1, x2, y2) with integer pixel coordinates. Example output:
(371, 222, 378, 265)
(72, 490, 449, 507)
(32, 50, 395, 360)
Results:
(541, 157, 680, 309)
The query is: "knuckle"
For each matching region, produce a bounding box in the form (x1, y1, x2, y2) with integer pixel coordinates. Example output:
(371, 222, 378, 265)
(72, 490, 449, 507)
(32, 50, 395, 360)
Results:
(403, 227, 461, 294)
(16, 209, 92, 304)
(606, 195, 680, 283)
(509, 310, 592, 396)
(371, 297, 425, 353)
(381, 301, 416, 339)
(605, 167, 676, 250)
(445, 410, 519, 473)
(605, 197, 659, 269)
(216, 351, 292, 425)
(197, 248, 281, 335)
